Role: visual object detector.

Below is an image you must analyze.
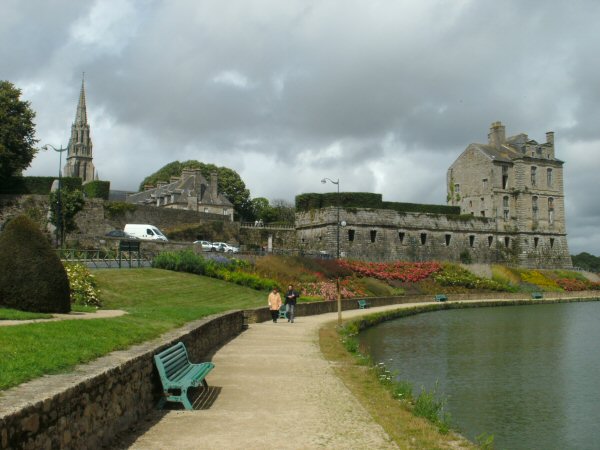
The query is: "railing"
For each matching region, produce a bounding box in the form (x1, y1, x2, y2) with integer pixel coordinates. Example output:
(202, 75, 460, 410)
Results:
(58, 249, 155, 268)
(240, 221, 295, 230)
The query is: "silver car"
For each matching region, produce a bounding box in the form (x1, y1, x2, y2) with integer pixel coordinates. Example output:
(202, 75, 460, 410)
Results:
(193, 240, 213, 251)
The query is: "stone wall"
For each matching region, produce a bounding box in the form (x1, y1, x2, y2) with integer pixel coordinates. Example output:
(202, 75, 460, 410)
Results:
(238, 226, 297, 252)
(0, 311, 244, 450)
(296, 206, 571, 268)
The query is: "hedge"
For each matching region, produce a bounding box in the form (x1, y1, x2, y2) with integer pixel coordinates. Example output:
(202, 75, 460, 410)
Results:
(0, 176, 82, 195)
(83, 180, 110, 200)
(295, 192, 461, 215)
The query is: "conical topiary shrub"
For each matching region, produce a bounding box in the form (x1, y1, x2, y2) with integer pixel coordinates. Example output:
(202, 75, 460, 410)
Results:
(0, 215, 70, 313)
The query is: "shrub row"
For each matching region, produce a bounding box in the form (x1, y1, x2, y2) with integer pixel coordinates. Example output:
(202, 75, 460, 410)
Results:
(152, 250, 278, 291)
(0, 176, 82, 195)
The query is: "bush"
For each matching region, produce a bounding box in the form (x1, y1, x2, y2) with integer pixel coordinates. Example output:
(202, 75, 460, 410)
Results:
(434, 264, 512, 291)
(64, 263, 101, 307)
(82, 180, 110, 199)
(0, 215, 70, 313)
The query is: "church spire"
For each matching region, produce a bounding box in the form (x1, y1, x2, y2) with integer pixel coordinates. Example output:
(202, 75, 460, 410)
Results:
(74, 73, 88, 126)
(63, 74, 96, 183)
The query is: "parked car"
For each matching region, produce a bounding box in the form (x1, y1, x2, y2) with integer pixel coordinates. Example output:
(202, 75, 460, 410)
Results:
(193, 240, 213, 251)
(105, 230, 138, 239)
(211, 242, 239, 253)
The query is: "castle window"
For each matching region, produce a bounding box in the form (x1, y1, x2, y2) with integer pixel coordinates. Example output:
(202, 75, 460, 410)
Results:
(504, 236, 510, 248)
(420, 233, 427, 245)
(454, 184, 460, 193)
(503, 196, 509, 221)
(550, 238, 555, 248)
(204, 207, 209, 213)
(548, 197, 555, 224)
(445, 234, 451, 246)
(503, 210, 509, 221)
(502, 165, 509, 189)
(469, 235, 475, 248)
(547, 168, 553, 187)
(532, 196, 538, 220)
(482, 178, 488, 190)
(534, 237, 539, 248)
(370, 230, 377, 243)
(348, 229, 355, 242)
(531, 166, 537, 186)
(488, 236, 493, 247)
(398, 232, 405, 243)
(223, 209, 228, 215)
(481, 211, 485, 217)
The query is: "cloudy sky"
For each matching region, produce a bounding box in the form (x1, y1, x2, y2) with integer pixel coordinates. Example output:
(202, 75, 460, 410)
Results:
(3, 0, 599, 255)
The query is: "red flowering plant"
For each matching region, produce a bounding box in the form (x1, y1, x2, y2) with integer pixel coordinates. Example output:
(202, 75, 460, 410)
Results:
(299, 277, 367, 301)
(555, 278, 600, 291)
(337, 260, 442, 283)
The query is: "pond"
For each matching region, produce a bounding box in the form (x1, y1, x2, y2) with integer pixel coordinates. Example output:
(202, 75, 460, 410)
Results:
(358, 302, 600, 450)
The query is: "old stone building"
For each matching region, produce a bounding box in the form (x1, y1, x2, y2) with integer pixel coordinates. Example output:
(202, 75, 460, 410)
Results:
(295, 122, 571, 268)
(447, 121, 570, 267)
(63, 77, 96, 183)
(126, 168, 234, 221)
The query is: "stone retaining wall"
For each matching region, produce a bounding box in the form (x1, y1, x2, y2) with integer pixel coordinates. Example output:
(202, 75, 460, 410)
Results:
(0, 311, 244, 450)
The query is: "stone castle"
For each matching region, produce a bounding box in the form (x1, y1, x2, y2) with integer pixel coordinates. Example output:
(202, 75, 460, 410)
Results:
(296, 122, 571, 268)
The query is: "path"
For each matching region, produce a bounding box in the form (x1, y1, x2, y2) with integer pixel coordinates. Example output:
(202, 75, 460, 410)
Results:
(123, 304, 418, 450)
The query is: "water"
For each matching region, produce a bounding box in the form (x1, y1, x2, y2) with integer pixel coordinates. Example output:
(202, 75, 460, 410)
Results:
(358, 302, 600, 450)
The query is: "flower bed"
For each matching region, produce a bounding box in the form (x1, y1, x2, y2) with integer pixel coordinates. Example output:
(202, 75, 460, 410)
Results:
(338, 260, 442, 282)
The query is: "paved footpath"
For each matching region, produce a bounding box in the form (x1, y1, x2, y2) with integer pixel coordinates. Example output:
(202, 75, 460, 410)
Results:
(124, 304, 420, 450)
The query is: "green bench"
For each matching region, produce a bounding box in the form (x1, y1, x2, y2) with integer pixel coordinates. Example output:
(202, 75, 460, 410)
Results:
(434, 294, 448, 302)
(357, 299, 371, 309)
(278, 304, 288, 320)
(531, 292, 544, 299)
(154, 342, 215, 410)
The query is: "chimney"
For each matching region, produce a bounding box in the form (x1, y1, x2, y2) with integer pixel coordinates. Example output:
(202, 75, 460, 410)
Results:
(546, 131, 555, 158)
(210, 172, 218, 199)
(488, 121, 506, 147)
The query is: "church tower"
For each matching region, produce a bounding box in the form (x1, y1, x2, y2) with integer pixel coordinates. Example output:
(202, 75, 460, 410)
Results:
(63, 76, 96, 183)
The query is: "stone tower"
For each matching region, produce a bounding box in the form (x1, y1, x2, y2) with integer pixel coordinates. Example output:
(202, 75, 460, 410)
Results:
(63, 77, 95, 183)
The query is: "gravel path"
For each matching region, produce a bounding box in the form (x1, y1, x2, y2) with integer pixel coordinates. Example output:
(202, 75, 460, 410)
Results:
(124, 305, 416, 450)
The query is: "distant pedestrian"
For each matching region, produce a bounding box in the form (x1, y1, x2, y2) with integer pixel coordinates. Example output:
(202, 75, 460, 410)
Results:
(268, 287, 282, 323)
(284, 284, 299, 323)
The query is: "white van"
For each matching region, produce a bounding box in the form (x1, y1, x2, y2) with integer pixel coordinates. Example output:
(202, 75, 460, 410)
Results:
(124, 224, 168, 241)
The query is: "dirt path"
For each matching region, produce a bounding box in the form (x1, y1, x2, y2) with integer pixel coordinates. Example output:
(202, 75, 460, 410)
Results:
(123, 305, 418, 450)
(0, 309, 126, 326)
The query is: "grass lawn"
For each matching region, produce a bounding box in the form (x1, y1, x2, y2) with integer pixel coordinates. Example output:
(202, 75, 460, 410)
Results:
(0, 268, 266, 391)
(0, 308, 52, 320)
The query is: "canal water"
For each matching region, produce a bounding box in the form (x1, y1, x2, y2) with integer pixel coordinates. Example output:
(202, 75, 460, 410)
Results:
(358, 302, 600, 450)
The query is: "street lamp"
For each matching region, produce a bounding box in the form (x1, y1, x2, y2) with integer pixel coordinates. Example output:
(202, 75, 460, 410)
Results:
(321, 177, 340, 259)
(42, 144, 68, 247)
(321, 177, 342, 325)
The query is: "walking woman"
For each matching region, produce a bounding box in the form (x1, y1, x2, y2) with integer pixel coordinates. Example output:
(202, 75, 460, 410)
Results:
(268, 287, 282, 323)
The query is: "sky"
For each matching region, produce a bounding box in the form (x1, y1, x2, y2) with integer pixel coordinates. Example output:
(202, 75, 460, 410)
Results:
(3, 0, 599, 255)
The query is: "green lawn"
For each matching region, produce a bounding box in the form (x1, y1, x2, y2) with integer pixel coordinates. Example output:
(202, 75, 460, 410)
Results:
(0, 268, 266, 391)
(0, 308, 52, 320)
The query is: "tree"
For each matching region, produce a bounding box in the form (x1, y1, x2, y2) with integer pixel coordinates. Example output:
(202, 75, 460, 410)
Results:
(49, 188, 85, 245)
(139, 160, 253, 220)
(0, 81, 38, 185)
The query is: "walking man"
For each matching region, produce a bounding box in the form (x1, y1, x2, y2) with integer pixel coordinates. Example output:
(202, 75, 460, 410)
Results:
(284, 285, 299, 323)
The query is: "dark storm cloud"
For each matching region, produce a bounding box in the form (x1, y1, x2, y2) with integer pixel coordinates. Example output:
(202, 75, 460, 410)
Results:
(4, 0, 599, 254)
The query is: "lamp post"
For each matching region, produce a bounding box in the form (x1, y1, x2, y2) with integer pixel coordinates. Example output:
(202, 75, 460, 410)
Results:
(42, 144, 68, 247)
(321, 177, 341, 325)
(321, 177, 340, 258)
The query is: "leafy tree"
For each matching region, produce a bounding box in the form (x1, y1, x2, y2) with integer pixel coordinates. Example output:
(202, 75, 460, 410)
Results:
(251, 197, 277, 222)
(571, 252, 600, 272)
(270, 199, 295, 224)
(49, 188, 85, 245)
(139, 160, 252, 219)
(0, 81, 38, 186)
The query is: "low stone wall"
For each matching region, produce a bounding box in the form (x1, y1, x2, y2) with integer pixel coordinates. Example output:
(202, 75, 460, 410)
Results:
(0, 311, 244, 450)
